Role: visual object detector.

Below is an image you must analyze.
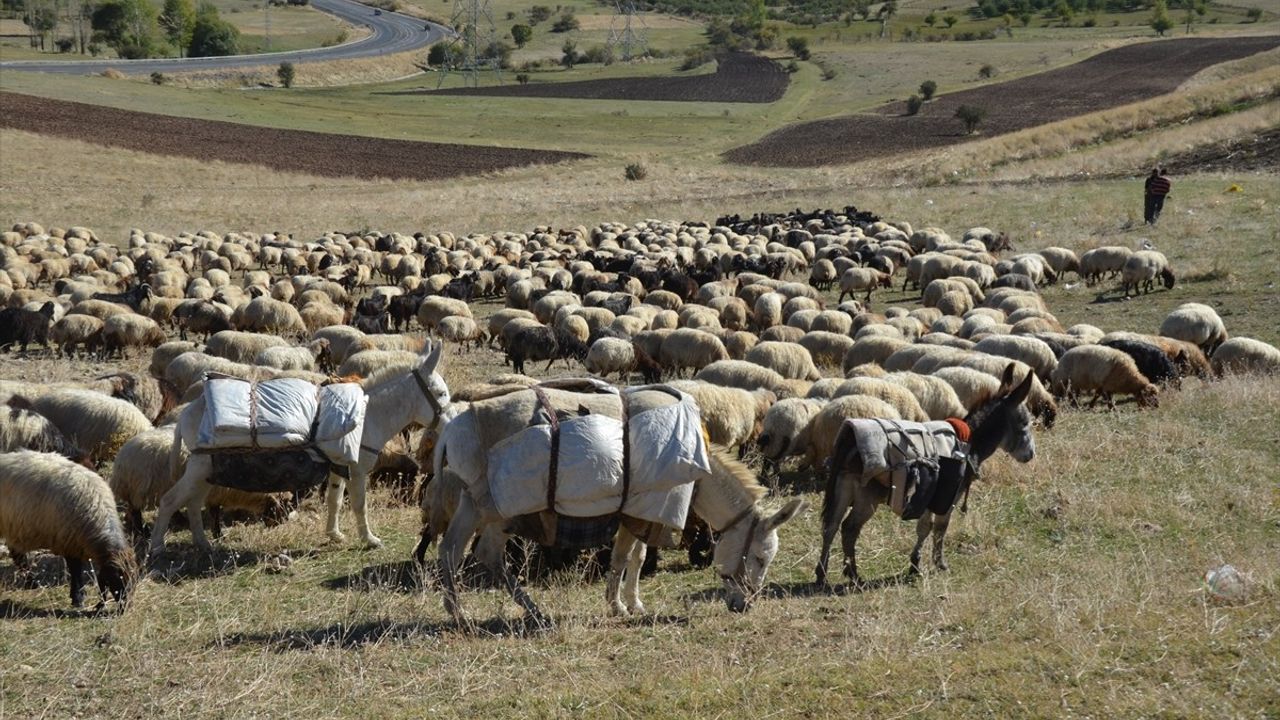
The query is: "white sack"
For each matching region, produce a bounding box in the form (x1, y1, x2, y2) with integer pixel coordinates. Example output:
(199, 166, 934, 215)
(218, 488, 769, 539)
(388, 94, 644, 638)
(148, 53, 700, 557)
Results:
(315, 382, 368, 465)
(197, 377, 318, 450)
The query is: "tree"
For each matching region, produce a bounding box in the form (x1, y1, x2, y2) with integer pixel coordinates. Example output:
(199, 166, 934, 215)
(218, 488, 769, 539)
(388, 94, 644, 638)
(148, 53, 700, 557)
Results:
(954, 104, 987, 134)
(924, 11, 937, 26)
(1182, 0, 1206, 33)
(159, 0, 195, 57)
(877, 0, 896, 38)
(786, 35, 809, 61)
(510, 23, 531, 48)
(1054, 0, 1073, 25)
(551, 12, 578, 32)
(852, 0, 871, 21)
(527, 5, 551, 25)
(919, 79, 936, 100)
(187, 2, 238, 57)
(560, 39, 576, 68)
(91, 0, 162, 58)
(905, 95, 922, 115)
(943, 14, 957, 28)
(277, 61, 295, 87)
(23, 0, 58, 51)
(1150, 0, 1173, 36)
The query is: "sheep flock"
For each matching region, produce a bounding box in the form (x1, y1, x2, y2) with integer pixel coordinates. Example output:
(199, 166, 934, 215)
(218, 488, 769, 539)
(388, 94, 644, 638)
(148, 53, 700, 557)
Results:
(0, 212, 1275, 612)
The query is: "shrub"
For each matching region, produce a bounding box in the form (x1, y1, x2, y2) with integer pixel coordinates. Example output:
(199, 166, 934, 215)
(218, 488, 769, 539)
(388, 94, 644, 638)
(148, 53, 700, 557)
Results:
(560, 40, 577, 68)
(150, 71, 167, 85)
(786, 35, 810, 60)
(679, 46, 713, 71)
(924, 10, 936, 26)
(978, 63, 996, 79)
(55, 37, 75, 53)
(624, 163, 647, 181)
(954, 104, 987, 134)
(277, 61, 294, 88)
(516, 72, 530, 85)
(88, 42, 103, 56)
(785, 60, 799, 73)
(511, 23, 531, 48)
(528, 5, 551, 25)
(1246, 7, 1262, 22)
(905, 94, 922, 115)
(943, 14, 957, 27)
(919, 79, 936, 100)
(551, 12, 579, 32)
(822, 67, 837, 80)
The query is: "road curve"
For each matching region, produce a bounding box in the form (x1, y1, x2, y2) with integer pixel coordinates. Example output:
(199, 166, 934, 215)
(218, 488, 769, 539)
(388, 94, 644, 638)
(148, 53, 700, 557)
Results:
(0, 0, 451, 75)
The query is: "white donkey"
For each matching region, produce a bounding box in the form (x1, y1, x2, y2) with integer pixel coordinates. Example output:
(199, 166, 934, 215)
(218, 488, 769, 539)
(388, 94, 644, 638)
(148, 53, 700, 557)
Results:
(147, 340, 452, 559)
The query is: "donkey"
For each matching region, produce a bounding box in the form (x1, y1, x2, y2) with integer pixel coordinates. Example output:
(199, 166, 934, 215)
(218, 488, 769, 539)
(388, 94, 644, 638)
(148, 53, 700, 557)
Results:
(146, 341, 453, 560)
(816, 364, 1036, 587)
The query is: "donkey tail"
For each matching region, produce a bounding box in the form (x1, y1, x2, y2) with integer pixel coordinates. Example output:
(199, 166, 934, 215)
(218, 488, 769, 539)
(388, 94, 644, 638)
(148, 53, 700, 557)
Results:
(822, 423, 858, 529)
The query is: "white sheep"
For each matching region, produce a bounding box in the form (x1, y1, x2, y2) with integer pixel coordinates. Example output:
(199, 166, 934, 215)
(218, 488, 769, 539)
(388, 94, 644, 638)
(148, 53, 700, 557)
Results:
(584, 337, 637, 380)
(972, 335, 1058, 381)
(438, 316, 485, 348)
(206, 329, 290, 364)
(1159, 302, 1228, 355)
(1210, 337, 1280, 376)
(695, 359, 794, 398)
(932, 366, 1003, 413)
(255, 339, 329, 371)
(1120, 250, 1176, 296)
(1038, 247, 1080, 280)
(659, 328, 730, 376)
(842, 335, 908, 374)
(883, 371, 967, 420)
(0, 400, 86, 460)
(798, 331, 855, 369)
(831, 377, 929, 422)
(49, 314, 105, 357)
(30, 389, 152, 465)
(1050, 345, 1159, 409)
(807, 395, 902, 470)
(0, 451, 136, 609)
(746, 341, 822, 381)
(102, 313, 166, 358)
(667, 381, 775, 454)
(338, 349, 420, 379)
(234, 296, 307, 337)
(1079, 246, 1132, 285)
(837, 267, 890, 303)
(418, 296, 474, 331)
(756, 398, 825, 465)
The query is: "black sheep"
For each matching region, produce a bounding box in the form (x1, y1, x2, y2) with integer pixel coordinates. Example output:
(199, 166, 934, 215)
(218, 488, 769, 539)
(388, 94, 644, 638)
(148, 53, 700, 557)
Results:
(0, 301, 55, 353)
(1100, 338, 1180, 387)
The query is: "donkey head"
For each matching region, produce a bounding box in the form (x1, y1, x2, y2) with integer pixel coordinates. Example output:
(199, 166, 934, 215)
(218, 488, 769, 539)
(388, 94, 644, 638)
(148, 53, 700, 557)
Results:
(410, 340, 450, 430)
(714, 498, 805, 613)
(991, 364, 1036, 464)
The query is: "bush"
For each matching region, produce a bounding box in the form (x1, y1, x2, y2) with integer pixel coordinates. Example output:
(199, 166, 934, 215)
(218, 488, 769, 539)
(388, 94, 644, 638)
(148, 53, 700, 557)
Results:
(511, 23, 531, 48)
(150, 71, 167, 85)
(786, 35, 810, 60)
(276, 61, 295, 88)
(943, 14, 957, 27)
(1246, 7, 1262, 22)
(919, 79, 936, 100)
(679, 45, 713, 71)
(785, 60, 799, 73)
(978, 63, 996, 79)
(905, 94, 922, 115)
(551, 12, 579, 32)
(560, 40, 578, 68)
(624, 163, 647, 181)
(188, 12, 240, 57)
(528, 5, 552, 25)
(954, 104, 986, 134)
(515, 72, 530, 85)
(55, 37, 75, 53)
(821, 67, 836, 80)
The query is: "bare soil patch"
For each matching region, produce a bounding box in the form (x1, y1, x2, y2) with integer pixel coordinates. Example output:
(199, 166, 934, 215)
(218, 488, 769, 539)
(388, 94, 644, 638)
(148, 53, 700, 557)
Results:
(416, 52, 788, 103)
(0, 91, 587, 181)
(723, 36, 1280, 167)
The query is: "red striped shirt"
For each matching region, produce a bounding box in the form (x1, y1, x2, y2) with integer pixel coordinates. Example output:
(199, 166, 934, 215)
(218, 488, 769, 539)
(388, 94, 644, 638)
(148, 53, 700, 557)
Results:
(1146, 176, 1171, 195)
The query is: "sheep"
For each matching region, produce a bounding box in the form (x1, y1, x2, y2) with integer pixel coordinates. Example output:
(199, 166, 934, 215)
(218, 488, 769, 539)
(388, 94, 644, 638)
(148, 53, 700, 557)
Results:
(506, 324, 587, 375)
(798, 331, 854, 368)
(234, 296, 307, 337)
(718, 330, 758, 360)
(805, 378, 844, 400)
(972, 335, 1058, 381)
(753, 292, 784, 331)
(760, 325, 805, 344)
(256, 339, 330, 371)
(101, 314, 166, 358)
(1210, 337, 1280, 376)
(1159, 303, 1228, 356)
(1079, 246, 1132, 285)
(918, 332, 974, 350)
(809, 258, 838, 291)
(311, 325, 367, 365)
(809, 310, 853, 336)
(109, 427, 292, 541)
(0, 399, 88, 461)
(936, 289, 974, 317)
(1050, 345, 1158, 409)
(300, 300, 345, 334)
(26, 389, 151, 465)
(932, 366, 1003, 413)
(557, 314, 590, 344)
(756, 398, 825, 466)
(205, 330, 290, 365)
(659, 328, 730, 377)
(486, 309, 536, 348)
(438, 316, 485, 349)
(1038, 247, 1080, 280)
(1098, 338, 1180, 387)
(807, 395, 902, 471)
(955, 353, 1059, 426)
(883, 371, 967, 420)
(418, 296, 474, 331)
(631, 328, 673, 363)
(745, 341, 822, 382)
(584, 337, 637, 380)
(831, 377, 929, 422)
(1120, 250, 1176, 296)
(174, 299, 231, 341)
(165, 351, 255, 392)
(842, 335, 908, 374)
(838, 267, 891, 303)
(338, 349, 420, 379)
(0, 451, 135, 609)
(694, 359, 793, 398)
(883, 343, 965, 373)
(0, 301, 55, 352)
(666, 381, 775, 455)
(49, 313, 105, 357)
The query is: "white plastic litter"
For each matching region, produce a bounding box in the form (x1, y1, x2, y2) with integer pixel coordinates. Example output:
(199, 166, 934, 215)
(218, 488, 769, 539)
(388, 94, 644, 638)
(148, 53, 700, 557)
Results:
(486, 390, 710, 529)
(1203, 564, 1246, 603)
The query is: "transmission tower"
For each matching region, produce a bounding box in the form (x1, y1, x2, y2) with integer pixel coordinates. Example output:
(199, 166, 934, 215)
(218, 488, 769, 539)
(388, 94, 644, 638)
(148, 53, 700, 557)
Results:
(607, 0, 648, 62)
(437, 0, 503, 88)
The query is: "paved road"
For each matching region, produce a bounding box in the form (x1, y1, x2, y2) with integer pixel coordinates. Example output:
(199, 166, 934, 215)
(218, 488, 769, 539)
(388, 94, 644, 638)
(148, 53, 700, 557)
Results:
(0, 0, 451, 75)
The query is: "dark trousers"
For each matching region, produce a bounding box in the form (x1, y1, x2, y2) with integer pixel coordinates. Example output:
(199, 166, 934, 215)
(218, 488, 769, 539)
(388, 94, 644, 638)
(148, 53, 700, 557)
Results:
(1144, 193, 1166, 224)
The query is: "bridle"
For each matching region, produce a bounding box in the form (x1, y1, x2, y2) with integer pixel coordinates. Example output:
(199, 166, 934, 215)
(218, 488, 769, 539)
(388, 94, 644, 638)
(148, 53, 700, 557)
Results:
(359, 363, 448, 459)
(718, 506, 760, 585)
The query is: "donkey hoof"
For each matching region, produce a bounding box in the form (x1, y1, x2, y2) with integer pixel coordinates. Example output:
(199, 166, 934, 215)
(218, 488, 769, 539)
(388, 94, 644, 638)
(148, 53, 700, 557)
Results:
(626, 601, 646, 616)
(608, 602, 628, 617)
(935, 559, 950, 572)
(326, 531, 347, 544)
(361, 535, 384, 550)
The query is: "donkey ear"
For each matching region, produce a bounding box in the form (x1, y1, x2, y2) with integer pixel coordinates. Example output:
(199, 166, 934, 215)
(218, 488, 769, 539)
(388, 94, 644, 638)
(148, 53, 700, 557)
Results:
(1006, 370, 1035, 406)
(765, 498, 807, 532)
(420, 339, 443, 374)
(998, 363, 1017, 394)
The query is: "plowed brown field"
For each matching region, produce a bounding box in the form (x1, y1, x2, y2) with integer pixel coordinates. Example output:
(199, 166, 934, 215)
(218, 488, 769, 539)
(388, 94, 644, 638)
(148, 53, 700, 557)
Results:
(0, 92, 587, 181)
(723, 36, 1280, 167)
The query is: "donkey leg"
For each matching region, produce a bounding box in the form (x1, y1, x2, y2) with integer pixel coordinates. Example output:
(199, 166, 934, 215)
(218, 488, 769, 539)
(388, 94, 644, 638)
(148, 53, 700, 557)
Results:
(909, 512, 933, 575)
(149, 455, 214, 559)
(606, 527, 639, 616)
(841, 485, 880, 587)
(930, 509, 954, 572)
(816, 474, 856, 587)
(347, 470, 383, 549)
(480, 526, 550, 627)
(182, 479, 215, 555)
(622, 536, 649, 615)
(438, 496, 481, 624)
(324, 472, 347, 543)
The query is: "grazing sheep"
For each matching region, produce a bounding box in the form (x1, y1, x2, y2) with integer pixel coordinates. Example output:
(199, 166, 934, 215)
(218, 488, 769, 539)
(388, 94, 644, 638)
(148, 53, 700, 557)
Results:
(807, 395, 902, 471)
(417, 296, 474, 332)
(695, 360, 793, 398)
(718, 330, 758, 360)
(882, 343, 965, 373)
(756, 398, 825, 465)
(0, 399, 88, 461)
(101, 314, 166, 358)
(49, 313, 105, 357)
(760, 325, 805, 344)
(109, 427, 291, 540)
(932, 366, 1003, 413)
(1038, 247, 1080, 280)
(1079, 246, 1132, 285)
(883, 372, 967, 420)
(746, 341, 822, 381)
(30, 389, 152, 465)
(1050, 345, 1159, 409)
(1159, 303, 1228, 356)
(67, 299, 132, 321)
(611, 315, 649, 339)
(338, 349, 420, 379)
(1099, 338, 1180, 387)
(936, 289, 974, 317)
(1210, 337, 1280, 376)
(805, 378, 845, 400)
(173, 299, 231, 341)
(486, 309, 537, 348)
(842, 336, 908, 374)
(753, 292, 784, 331)
(667, 381, 775, 455)
(557, 314, 590, 344)
(972, 335, 1058, 381)
(0, 451, 136, 609)
(831, 377, 929, 422)
(798, 331, 855, 368)
(838, 268, 891, 303)
(1120, 250, 1176, 296)
(810, 310, 853, 336)
(256, 339, 330, 371)
(585, 337, 638, 380)
(659, 328, 730, 376)
(205, 330, 290, 364)
(956, 354, 1058, 427)
(438, 316, 485, 349)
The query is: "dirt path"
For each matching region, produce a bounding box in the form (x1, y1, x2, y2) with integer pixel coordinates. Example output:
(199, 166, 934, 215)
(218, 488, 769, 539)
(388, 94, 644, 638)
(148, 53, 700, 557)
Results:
(417, 53, 789, 103)
(0, 92, 587, 181)
(723, 36, 1280, 167)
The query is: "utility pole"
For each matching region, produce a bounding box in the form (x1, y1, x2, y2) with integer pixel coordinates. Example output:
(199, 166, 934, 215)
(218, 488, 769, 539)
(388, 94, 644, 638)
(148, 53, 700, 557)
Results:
(265, 1, 271, 52)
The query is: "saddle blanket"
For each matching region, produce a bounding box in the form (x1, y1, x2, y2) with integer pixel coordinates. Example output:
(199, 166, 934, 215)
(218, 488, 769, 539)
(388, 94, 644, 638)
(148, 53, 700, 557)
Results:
(196, 376, 367, 465)
(486, 389, 710, 530)
(845, 418, 969, 518)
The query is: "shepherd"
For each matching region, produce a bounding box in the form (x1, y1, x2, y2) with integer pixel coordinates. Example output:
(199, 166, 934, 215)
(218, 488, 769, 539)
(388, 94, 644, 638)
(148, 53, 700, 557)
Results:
(1144, 167, 1172, 225)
